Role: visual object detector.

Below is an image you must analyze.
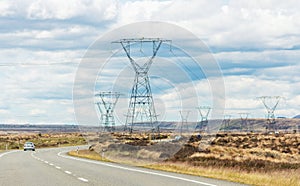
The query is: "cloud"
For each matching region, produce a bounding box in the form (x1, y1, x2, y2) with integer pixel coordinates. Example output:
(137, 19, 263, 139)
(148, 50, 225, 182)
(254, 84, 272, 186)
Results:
(111, 0, 300, 51)
(0, 0, 299, 124)
(0, 1, 14, 17)
(0, 26, 101, 50)
(222, 75, 298, 118)
(0, 48, 83, 123)
(0, 0, 118, 22)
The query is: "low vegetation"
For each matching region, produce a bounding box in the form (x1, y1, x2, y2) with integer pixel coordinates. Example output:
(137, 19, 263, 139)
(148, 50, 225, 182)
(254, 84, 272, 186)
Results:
(68, 149, 110, 162)
(73, 132, 300, 186)
(0, 132, 86, 150)
(145, 163, 300, 186)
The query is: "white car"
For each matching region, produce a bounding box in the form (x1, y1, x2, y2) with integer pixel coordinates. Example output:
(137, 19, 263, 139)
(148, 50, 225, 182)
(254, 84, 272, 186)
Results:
(24, 142, 35, 151)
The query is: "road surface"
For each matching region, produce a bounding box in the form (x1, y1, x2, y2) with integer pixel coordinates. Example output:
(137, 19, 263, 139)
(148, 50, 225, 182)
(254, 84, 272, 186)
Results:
(0, 147, 247, 186)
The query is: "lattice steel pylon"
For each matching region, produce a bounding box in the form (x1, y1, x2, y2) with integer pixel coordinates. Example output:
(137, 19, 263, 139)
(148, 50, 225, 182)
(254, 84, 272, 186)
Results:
(239, 113, 249, 132)
(258, 96, 282, 132)
(95, 91, 121, 131)
(222, 115, 231, 132)
(112, 38, 171, 133)
(179, 110, 190, 136)
(196, 106, 211, 132)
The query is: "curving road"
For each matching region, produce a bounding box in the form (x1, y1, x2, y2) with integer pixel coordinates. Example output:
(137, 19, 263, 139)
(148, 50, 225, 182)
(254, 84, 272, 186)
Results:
(0, 147, 247, 186)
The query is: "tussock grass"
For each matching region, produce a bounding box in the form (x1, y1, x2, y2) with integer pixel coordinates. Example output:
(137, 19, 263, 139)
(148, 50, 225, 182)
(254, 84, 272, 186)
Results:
(69, 149, 300, 186)
(67, 132, 300, 185)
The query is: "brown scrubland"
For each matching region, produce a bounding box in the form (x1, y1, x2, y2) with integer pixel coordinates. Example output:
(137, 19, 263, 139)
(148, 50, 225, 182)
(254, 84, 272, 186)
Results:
(0, 132, 86, 150)
(80, 131, 300, 186)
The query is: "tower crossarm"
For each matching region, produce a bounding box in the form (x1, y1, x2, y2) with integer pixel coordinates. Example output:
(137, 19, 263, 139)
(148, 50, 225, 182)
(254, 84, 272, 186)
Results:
(258, 96, 282, 112)
(112, 38, 171, 73)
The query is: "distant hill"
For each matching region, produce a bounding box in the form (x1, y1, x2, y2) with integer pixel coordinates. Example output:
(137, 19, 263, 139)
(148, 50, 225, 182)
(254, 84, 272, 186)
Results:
(293, 115, 300, 119)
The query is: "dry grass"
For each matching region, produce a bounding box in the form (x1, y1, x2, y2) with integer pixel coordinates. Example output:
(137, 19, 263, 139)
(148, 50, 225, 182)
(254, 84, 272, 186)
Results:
(179, 133, 300, 173)
(144, 163, 300, 186)
(68, 149, 110, 162)
(90, 132, 300, 185)
(67, 132, 300, 185)
(69, 149, 300, 186)
(0, 133, 86, 150)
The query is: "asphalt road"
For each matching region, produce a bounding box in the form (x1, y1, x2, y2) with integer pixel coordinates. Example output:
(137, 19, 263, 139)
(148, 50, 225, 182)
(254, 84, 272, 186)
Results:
(0, 147, 248, 186)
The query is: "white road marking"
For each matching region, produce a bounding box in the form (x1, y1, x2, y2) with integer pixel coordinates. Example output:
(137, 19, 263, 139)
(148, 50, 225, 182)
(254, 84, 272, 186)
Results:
(65, 171, 72, 174)
(30, 147, 91, 184)
(78, 177, 89, 182)
(58, 151, 216, 186)
(0, 151, 18, 158)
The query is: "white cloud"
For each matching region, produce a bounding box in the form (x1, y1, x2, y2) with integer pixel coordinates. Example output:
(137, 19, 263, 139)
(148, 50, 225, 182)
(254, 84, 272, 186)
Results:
(0, 0, 300, 124)
(0, 1, 14, 16)
(0, 0, 119, 22)
(110, 0, 300, 50)
(223, 75, 298, 118)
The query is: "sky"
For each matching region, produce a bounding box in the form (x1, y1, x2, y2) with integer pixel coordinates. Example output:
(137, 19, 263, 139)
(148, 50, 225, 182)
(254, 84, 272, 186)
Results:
(0, 0, 300, 124)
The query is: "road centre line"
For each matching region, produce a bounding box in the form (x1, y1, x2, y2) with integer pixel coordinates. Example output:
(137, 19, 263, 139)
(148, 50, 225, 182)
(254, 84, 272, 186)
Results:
(65, 171, 72, 174)
(78, 177, 89, 182)
(58, 151, 216, 186)
(31, 151, 89, 184)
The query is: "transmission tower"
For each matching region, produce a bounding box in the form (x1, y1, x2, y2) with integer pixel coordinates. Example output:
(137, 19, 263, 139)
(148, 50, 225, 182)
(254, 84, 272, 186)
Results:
(258, 96, 282, 132)
(222, 115, 231, 132)
(239, 113, 249, 132)
(95, 91, 121, 131)
(112, 38, 171, 133)
(179, 110, 190, 136)
(196, 106, 211, 132)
